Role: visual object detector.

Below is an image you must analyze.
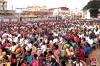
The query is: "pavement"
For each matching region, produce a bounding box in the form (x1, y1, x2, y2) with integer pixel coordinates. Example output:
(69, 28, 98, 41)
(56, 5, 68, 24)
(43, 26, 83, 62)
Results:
(89, 48, 100, 66)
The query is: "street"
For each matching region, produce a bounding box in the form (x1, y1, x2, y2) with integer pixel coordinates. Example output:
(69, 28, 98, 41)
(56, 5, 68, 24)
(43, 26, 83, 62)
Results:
(89, 48, 100, 66)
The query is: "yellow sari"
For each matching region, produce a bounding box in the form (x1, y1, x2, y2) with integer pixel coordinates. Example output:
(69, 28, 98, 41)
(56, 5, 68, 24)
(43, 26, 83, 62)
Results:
(6, 62, 11, 66)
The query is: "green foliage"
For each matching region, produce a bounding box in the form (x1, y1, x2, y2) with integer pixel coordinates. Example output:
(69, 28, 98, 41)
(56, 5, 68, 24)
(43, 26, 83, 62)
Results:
(83, 0, 100, 18)
(83, 0, 100, 10)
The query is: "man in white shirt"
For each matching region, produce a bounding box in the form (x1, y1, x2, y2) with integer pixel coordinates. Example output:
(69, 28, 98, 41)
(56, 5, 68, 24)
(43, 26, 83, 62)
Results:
(41, 43, 47, 53)
(24, 38, 29, 45)
(10, 42, 18, 52)
(53, 37, 58, 44)
(87, 38, 93, 47)
(74, 59, 84, 66)
(25, 43, 32, 51)
(2, 31, 8, 38)
(7, 34, 12, 42)
(13, 36, 18, 43)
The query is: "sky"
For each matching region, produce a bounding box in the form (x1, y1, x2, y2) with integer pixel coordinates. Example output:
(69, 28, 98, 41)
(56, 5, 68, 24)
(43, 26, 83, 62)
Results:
(6, 0, 90, 11)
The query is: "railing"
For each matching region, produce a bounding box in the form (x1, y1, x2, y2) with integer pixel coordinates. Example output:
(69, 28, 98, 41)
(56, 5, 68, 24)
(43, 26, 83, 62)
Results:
(0, 10, 15, 14)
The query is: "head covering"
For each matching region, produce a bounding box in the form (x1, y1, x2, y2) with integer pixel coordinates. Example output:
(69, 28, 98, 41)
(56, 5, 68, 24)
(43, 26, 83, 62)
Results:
(16, 48, 23, 54)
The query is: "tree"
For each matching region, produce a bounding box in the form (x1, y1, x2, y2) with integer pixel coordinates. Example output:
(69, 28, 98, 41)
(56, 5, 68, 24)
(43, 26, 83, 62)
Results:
(83, 0, 100, 18)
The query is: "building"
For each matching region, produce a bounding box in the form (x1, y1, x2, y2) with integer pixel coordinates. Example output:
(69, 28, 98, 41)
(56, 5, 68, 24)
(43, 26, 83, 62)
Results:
(83, 10, 91, 19)
(21, 6, 69, 17)
(44, 7, 70, 20)
(48, 7, 69, 16)
(0, 0, 15, 16)
(21, 6, 54, 21)
(0, 0, 7, 10)
(69, 9, 84, 19)
(0, 0, 17, 22)
(21, 6, 86, 20)
(21, 6, 50, 17)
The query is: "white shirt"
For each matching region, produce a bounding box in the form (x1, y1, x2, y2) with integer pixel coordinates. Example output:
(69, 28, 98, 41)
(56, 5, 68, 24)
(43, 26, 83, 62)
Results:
(39, 42, 43, 47)
(28, 43, 32, 49)
(53, 38, 58, 43)
(88, 39, 93, 45)
(13, 37, 18, 43)
(2, 33, 8, 38)
(59, 37, 63, 43)
(0, 38, 1, 42)
(53, 32, 58, 37)
(94, 30, 100, 35)
(25, 43, 32, 51)
(10, 45, 17, 52)
(44, 37, 48, 44)
(76, 62, 83, 66)
(41, 45, 47, 53)
(17, 34, 21, 37)
(2, 39, 5, 44)
(24, 39, 29, 44)
(20, 38, 24, 44)
(6, 34, 12, 41)
(79, 34, 83, 39)
(7, 37, 12, 42)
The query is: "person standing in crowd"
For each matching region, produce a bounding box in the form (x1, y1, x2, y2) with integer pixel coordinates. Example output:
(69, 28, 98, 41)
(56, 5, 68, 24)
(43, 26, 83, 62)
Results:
(0, 19, 99, 66)
(31, 54, 39, 66)
(10, 53, 17, 66)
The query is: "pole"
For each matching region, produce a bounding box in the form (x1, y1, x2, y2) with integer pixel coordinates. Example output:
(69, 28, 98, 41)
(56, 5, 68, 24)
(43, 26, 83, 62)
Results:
(19, 13, 20, 22)
(16, 8, 25, 22)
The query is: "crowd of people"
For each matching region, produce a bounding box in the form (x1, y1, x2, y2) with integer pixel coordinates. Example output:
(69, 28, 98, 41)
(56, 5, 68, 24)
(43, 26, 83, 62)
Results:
(0, 19, 100, 66)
